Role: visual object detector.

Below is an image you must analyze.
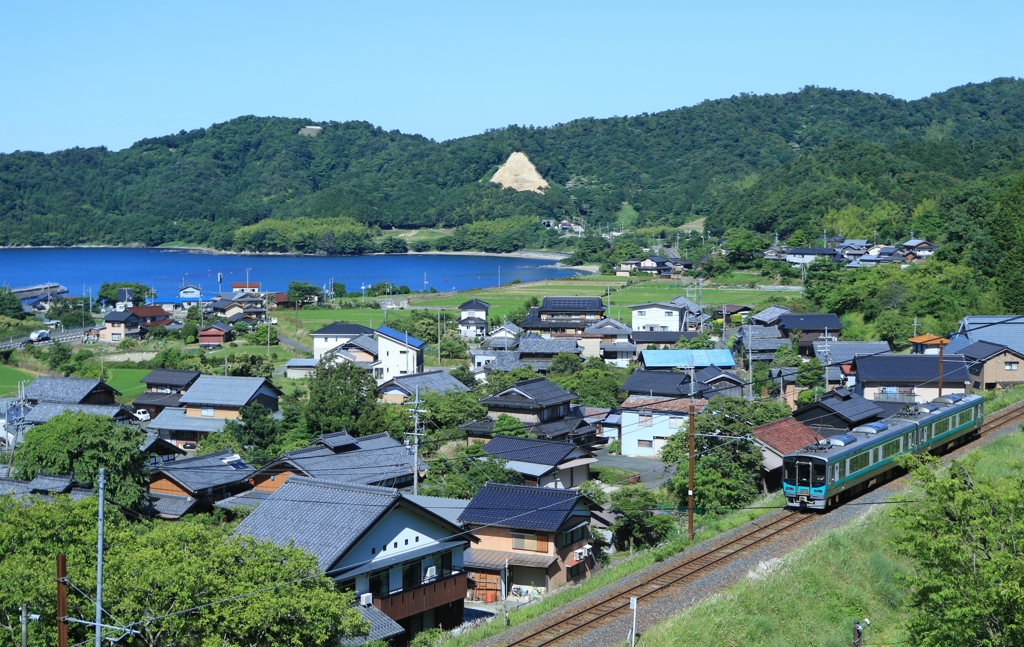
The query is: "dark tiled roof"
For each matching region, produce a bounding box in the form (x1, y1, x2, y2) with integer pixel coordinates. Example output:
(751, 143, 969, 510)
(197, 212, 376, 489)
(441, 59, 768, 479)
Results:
(104, 310, 139, 323)
(778, 313, 842, 331)
(27, 473, 77, 493)
(151, 450, 254, 494)
(378, 370, 469, 397)
(459, 299, 491, 310)
(213, 489, 274, 510)
(482, 435, 576, 466)
(149, 494, 201, 518)
(340, 605, 405, 645)
(343, 334, 378, 355)
(267, 433, 416, 486)
(179, 376, 277, 408)
(949, 316, 1024, 356)
(140, 431, 185, 456)
(317, 431, 360, 450)
(812, 341, 891, 381)
(793, 389, 884, 425)
(201, 322, 233, 333)
(622, 370, 689, 396)
(23, 403, 132, 426)
(312, 323, 375, 337)
(459, 483, 589, 531)
(141, 368, 201, 388)
(632, 331, 692, 345)
(853, 354, 971, 386)
(376, 326, 427, 349)
(518, 338, 582, 355)
(480, 378, 576, 409)
(539, 297, 605, 314)
(956, 340, 1015, 361)
(402, 495, 469, 528)
(752, 418, 821, 455)
(750, 305, 792, 326)
(585, 318, 632, 334)
(24, 377, 119, 404)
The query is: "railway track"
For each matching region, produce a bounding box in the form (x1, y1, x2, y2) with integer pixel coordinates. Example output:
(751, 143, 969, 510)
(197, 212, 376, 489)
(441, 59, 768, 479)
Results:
(502, 510, 813, 647)
(499, 401, 1024, 647)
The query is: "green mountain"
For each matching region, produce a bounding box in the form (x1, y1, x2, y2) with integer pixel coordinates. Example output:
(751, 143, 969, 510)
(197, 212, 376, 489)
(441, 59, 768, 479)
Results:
(2, 78, 1024, 250)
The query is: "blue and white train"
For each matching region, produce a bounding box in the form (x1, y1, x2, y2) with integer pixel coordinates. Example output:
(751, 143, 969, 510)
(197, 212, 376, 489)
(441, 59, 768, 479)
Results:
(783, 393, 984, 510)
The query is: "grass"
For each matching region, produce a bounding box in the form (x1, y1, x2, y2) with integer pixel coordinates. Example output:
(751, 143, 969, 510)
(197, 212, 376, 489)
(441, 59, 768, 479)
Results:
(444, 493, 784, 647)
(983, 383, 1024, 413)
(105, 368, 151, 402)
(591, 465, 640, 483)
(0, 364, 35, 397)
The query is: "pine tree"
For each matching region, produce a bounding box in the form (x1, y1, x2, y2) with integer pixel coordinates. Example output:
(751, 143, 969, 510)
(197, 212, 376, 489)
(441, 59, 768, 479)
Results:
(0, 287, 25, 320)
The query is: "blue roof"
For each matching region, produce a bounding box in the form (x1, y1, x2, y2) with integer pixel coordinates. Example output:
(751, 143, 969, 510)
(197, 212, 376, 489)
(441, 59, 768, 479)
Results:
(640, 349, 737, 369)
(458, 483, 590, 532)
(375, 326, 427, 349)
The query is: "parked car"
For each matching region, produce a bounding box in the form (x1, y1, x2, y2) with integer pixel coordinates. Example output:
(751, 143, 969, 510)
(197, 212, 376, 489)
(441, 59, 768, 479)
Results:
(269, 317, 278, 325)
(28, 330, 50, 343)
(133, 409, 151, 422)
(182, 442, 197, 450)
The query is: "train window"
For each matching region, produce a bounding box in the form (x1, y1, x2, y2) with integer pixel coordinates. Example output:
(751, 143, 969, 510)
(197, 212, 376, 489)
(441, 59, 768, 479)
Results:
(783, 459, 795, 483)
(849, 452, 869, 474)
(812, 461, 826, 488)
(882, 440, 900, 460)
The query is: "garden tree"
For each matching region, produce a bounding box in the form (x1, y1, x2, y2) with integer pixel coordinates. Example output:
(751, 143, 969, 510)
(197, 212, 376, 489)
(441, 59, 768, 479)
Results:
(548, 352, 584, 375)
(448, 365, 477, 389)
(439, 329, 468, 359)
(722, 228, 765, 267)
(802, 256, 843, 306)
(890, 454, 1024, 647)
(247, 323, 279, 346)
(795, 386, 826, 407)
(576, 479, 609, 507)
(45, 341, 74, 374)
(751, 361, 777, 397)
(671, 437, 764, 514)
(481, 367, 540, 395)
(421, 444, 521, 499)
(769, 344, 800, 368)
(608, 238, 645, 265)
(355, 402, 413, 441)
(181, 320, 199, 344)
(222, 402, 281, 466)
(675, 331, 714, 350)
(97, 282, 153, 305)
(422, 391, 486, 433)
(227, 352, 274, 379)
(152, 346, 205, 372)
(287, 280, 322, 305)
(552, 368, 627, 408)
(608, 486, 675, 550)
(0, 286, 25, 320)
(795, 357, 824, 389)
(874, 309, 912, 350)
(493, 413, 535, 438)
(305, 361, 377, 435)
(388, 310, 460, 344)
(12, 412, 148, 509)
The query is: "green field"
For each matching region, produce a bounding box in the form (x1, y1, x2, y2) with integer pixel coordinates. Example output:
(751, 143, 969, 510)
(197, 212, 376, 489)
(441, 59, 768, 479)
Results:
(0, 365, 35, 397)
(106, 368, 151, 402)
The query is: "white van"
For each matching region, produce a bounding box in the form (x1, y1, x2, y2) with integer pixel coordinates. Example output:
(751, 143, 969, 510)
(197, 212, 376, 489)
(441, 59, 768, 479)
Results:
(28, 330, 51, 343)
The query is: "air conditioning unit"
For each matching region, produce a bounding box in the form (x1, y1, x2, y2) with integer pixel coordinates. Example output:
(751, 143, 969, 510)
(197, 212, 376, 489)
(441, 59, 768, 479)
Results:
(425, 566, 437, 579)
(584, 544, 593, 556)
(360, 593, 373, 607)
(574, 549, 585, 561)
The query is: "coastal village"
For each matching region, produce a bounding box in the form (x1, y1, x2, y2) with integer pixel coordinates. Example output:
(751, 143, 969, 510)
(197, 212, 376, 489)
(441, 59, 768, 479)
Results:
(1, 230, 1021, 646)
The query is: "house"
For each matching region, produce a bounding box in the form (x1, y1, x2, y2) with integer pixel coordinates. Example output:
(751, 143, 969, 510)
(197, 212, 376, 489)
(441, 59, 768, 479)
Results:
(140, 430, 186, 467)
(147, 376, 281, 448)
(459, 484, 598, 599)
(231, 282, 261, 293)
(901, 238, 937, 259)
(631, 296, 709, 333)
(128, 305, 172, 327)
(777, 313, 842, 356)
(198, 322, 233, 347)
(241, 432, 418, 495)
(622, 367, 744, 400)
(459, 377, 598, 445)
(21, 403, 134, 428)
(0, 473, 95, 502)
(148, 450, 255, 519)
(178, 285, 202, 300)
(811, 341, 891, 387)
(516, 338, 583, 368)
(750, 305, 792, 327)
(269, 292, 291, 310)
(953, 341, 1024, 391)
(771, 367, 802, 409)
(235, 478, 474, 642)
(97, 310, 143, 343)
(631, 331, 691, 352)
(947, 315, 1024, 357)
(714, 304, 753, 325)
(457, 300, 490, 339)
(851, 354, 971, 404)
(733, 326, 792, 364)
(489, 323, 522, 344)
(374, 326, 426, 383)
(626, 256, 675, 277)
(520, 297, 606, 336)
(751, 417, 821, 489)
(618, 395, 707, 457)
(792, 388, 885, 435)
(115, 288, 134, 311)
(285, 358, 319, 379)
(784, 248, 836, 266)
(378, 370, 470, 404)
(24, 376, 119, 405)
(908, 333, 949, 355)
(568, 318, 633, 367)
(133, 368, 201, 418)
(325, 334, 379, 368)
(481, 435, 596, 488)
(638, 349, 737, 371)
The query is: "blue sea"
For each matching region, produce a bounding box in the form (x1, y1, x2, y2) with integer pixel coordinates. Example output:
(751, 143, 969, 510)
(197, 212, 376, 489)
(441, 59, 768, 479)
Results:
(0, 248, 580, 299)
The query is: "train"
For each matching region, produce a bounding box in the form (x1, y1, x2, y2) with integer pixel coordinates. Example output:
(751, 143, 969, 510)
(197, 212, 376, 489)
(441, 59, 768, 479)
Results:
(782, 392, 985, 510)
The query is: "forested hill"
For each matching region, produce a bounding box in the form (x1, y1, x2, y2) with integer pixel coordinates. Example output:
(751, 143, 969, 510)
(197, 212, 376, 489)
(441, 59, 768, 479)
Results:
(3, 78, 1024, 249)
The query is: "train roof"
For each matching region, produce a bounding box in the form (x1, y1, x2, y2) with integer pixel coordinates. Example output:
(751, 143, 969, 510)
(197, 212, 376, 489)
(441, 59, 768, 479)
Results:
(786, 392, 983, 461)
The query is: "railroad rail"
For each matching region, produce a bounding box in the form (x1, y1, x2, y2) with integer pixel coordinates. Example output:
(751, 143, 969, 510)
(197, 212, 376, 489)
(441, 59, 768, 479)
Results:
(977, 400, 1024, 435)
(502, 510, 813, 647)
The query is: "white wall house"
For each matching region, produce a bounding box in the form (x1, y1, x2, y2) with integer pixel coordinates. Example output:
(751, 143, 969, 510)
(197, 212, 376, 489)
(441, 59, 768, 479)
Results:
(457, 299, 490, 339)
(630, 296, 706, 332)
(311, 323, 375, 360)
(617, 395, 705, 457)
(374, 326, 425, 383)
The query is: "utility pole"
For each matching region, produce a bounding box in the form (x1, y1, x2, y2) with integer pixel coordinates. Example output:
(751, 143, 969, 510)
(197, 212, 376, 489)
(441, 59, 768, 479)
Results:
(7, 381, 27, 478)
(823, 327, 830, 394)
(95, 468, 105, 647)
(912, 316, 919, 336)
(503, 558, 509, 627)
(497, 266, 501, 288)
(437, 307, 441, 364)
(937, 338, 946, 398)
(245, 267, 252, 290)
(407, 387, 426, 496)
(687, 366, 696, 542)
(57, 555, 68, 647)
(747, 321, 753, 398)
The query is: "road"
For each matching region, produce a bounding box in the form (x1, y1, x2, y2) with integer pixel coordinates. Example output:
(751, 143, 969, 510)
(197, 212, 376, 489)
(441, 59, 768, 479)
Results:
(276, 333, 311, 354)
(592, 447, 673, 489)
(0, 326, 91, 351)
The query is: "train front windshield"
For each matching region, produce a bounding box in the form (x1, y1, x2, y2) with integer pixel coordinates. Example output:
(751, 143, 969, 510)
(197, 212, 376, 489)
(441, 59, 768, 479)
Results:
(783, 457, 827, 488)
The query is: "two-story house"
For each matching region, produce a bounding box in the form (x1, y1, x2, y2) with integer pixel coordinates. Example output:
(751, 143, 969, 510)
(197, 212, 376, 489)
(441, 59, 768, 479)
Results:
(521, 297, 606, 336)
(852, 354, 970, 404)
(97, 310, 143, 343)
(132, 368, 201, 418)
(630, 296, 709, 333)
(622, 368, 744, 401)
(128, 305, 172, 328)
(236, 478, 475, 643)
(16, 376, 131, 428)
(777, 313, 842, 356)
(564, 318, 634, 367)
(312, 323, 376, 360)
(459, 484, 598, 599)
(481, 436, 595, 488)
(457, 299, 490, 339)
(148, 449, 255, 519)
(784, 248, 837, 266)
(618, 394, 707, 457)
(459, 377, 598, 445)
(957, 341, 1024, 391)
(374, 326, 426, 383)
(811, 340, 891, 388)
(147, 375, 281, 448)
(231, 282, 261, 294)
(324, 334, 379, 369)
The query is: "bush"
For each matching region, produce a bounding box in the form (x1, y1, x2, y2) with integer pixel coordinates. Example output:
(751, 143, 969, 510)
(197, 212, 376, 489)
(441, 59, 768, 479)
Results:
(607, 440, 621, 455)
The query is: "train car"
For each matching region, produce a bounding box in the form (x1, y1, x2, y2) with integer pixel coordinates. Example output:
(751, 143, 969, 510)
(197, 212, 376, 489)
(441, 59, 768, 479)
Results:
(783, 393, 984, 510)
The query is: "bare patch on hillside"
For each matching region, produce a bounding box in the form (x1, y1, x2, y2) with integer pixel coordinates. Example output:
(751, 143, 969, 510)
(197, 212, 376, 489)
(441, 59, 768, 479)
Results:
(489, 152, 549, 193)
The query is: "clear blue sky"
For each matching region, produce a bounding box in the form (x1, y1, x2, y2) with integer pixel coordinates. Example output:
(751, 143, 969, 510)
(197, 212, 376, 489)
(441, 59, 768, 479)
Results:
(2, 0, 1022, 154)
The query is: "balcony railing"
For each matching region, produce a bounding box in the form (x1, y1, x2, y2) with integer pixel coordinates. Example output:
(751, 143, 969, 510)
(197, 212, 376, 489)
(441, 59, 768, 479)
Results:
(873, 392, 917, 403)
(373, 571, 466, 621)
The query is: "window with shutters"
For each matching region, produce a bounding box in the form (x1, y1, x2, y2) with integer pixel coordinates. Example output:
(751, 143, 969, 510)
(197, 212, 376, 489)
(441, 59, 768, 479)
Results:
(512, 532, 542, 552)
(638, 439, 654, 448)
(639, 413, 653, 427)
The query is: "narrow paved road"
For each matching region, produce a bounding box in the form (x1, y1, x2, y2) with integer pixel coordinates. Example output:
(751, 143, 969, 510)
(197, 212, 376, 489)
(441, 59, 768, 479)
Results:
(276, 333, 311, 354)
(592, 447, 673, 489)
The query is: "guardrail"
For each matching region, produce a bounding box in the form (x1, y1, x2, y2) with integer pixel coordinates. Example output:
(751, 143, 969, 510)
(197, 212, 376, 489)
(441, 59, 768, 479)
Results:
(0, 326, 92, 351)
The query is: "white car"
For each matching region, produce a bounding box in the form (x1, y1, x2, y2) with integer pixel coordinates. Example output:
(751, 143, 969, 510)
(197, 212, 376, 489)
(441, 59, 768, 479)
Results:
(133, 409, 151, 422)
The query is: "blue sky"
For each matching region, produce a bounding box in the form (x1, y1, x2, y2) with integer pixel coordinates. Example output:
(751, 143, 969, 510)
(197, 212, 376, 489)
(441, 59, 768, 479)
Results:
(2, 0, 1022, 153)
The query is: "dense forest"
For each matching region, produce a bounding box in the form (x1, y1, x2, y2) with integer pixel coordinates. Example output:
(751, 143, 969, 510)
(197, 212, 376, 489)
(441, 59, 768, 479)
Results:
(2, 78, 1024, 251)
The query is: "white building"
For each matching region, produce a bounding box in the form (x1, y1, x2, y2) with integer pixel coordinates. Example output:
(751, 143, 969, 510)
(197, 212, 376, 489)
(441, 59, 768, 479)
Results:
(457, 299, 490, 339)
(630, 296, 709, 333)
(374, 326, 425, 383)
(617, 395, 706, 457)
(311, 323, 375, 360)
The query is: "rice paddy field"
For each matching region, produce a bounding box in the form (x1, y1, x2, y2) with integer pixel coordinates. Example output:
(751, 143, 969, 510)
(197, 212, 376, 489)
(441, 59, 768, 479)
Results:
(0, 364, 35, 397)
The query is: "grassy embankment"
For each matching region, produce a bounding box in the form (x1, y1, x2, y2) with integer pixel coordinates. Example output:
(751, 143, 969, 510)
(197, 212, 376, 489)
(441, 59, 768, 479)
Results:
(638, 394, 1024, 647)
(0, 364, 36, 397)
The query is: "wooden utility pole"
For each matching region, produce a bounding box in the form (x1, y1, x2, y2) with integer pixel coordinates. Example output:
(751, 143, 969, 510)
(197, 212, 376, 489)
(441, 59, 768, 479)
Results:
(687, 366, 696, 542)
(57, 554, 68, 647)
